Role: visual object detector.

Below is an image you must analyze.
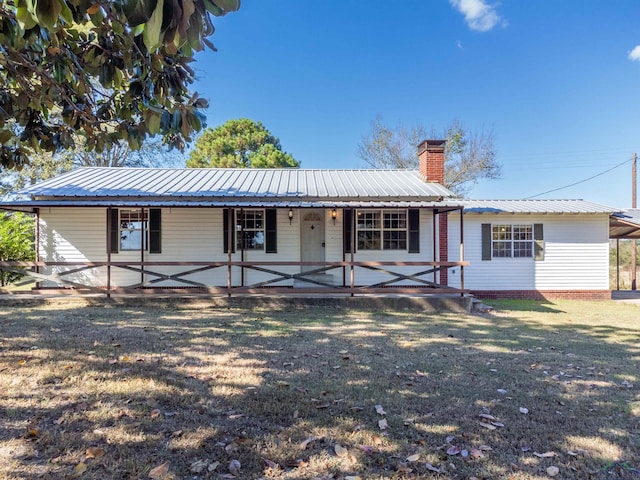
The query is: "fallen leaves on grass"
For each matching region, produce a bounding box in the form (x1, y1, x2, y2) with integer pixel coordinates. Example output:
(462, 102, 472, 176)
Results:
(228, 459, 241, 476)
(148, 462, 171, 480)
(300, 436, 316, 450)
(378, 418, 388, 430)
(85, 447, 105, 458)
(375, 404, 386, 415)
(547, 465, 560, 476)
(534, 451, 557, 458)
(334, 444, 349, 458)
(69, 462, 87, 479)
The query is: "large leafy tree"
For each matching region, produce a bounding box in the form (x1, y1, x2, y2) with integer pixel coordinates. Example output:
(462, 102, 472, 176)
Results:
(0, 0, 240, 169)
(0, 212, 35, 287)
(186, 118, 299, 168)
(357, 116, 501, 196)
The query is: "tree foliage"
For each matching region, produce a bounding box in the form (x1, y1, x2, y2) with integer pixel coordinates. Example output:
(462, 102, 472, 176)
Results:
(357, 116, 501, 196)
(0, 0, 240, 169)
(0, 212, 35, 286)
(186, 118, 299, 168)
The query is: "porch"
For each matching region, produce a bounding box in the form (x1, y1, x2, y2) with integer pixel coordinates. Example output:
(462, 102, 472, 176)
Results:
(0, 258, 469, 298)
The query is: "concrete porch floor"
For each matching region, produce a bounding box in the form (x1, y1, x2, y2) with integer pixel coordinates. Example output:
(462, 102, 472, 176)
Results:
(0, 291, 474, 313)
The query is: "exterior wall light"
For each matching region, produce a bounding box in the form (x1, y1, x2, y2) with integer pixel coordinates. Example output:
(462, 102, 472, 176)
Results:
(331, 208, 337, 225)
(288, 208, 294, 225)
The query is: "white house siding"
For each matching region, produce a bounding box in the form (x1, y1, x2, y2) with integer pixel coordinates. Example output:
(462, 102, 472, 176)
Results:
(37, 207, 440, 289)
(447, 213, 609, 291)
(38, 207, 107, 286)
(116, 208, 300, 288)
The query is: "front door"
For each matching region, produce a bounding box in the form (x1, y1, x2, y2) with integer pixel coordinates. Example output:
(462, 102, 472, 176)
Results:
(300, 210, 325, 273)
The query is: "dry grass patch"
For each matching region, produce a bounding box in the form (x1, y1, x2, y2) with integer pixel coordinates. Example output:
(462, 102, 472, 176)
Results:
(0, 299, 639, 479)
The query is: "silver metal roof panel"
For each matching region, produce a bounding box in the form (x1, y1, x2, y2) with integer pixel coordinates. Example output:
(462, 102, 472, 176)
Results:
(16, 167, 455, 199)
(459, 199, 616, 214)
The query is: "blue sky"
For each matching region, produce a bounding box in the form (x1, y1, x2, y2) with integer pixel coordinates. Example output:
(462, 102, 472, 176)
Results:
(186, 0, 640, 208)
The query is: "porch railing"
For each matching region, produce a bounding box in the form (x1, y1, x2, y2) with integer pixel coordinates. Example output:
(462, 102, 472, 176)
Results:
(0, 260, 469, 297)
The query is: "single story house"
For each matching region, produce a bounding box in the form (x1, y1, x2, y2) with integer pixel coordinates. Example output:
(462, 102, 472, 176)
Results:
(0, 140, 617, 299)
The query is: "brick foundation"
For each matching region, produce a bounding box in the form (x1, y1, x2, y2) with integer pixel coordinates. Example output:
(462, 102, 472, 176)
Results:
(471, 290, 612, 301)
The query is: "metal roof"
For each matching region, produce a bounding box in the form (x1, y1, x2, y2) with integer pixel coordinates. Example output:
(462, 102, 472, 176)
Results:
(15, 167, 455, 200)
(458, 199, 616, 214)
(0, 200, 465, 212)
(611, 209, 640, 239)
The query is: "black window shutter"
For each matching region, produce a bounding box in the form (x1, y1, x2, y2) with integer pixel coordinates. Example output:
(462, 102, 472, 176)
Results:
(265, 208, 277, 253)
(149, 209, 161, 253)
(343, 209, 353, 253)
(408, 209, 420, 253)
(223, 209, 235, 253)
(534, 223, 544, 261)
(108, 208, 119, 253)
(481, 223, 492, 261)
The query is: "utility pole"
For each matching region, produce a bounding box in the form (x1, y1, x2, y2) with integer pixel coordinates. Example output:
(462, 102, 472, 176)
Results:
(632, 153, 637, 290)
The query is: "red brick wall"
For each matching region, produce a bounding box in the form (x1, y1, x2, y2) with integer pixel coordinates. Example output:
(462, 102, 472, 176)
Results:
(471, 290, 612, 301)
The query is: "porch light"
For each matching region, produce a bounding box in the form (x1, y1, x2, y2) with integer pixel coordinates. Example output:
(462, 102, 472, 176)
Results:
(331, 208, 337, 224)
(288, 208, 294, 225)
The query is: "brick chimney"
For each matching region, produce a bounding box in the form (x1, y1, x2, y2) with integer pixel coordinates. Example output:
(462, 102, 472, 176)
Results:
(418, 139, 449, 285)
(417, 139, 446, 184)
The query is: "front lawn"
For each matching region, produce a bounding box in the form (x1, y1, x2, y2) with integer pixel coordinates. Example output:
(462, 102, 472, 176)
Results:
(0, 299, 638, 479)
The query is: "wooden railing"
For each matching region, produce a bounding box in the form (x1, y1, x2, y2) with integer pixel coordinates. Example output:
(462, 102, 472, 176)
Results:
(0, 260, 469, 297)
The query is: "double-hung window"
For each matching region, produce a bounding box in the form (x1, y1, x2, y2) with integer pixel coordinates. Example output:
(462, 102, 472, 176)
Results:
(237, 209, 265, 250)
(108, 208, 160, 254)
(120, 209, 148, 251)
(356, 210, 407, 250)
(492, 224, 533, 258)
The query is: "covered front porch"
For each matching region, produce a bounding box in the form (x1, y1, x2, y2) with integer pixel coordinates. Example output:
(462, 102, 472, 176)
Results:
(1, 204, 469, 298)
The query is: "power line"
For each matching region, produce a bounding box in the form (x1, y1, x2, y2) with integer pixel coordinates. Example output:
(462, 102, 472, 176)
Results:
(524, 156, 634, 199)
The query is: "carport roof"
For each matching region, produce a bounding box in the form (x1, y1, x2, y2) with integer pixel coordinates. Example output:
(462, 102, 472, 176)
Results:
(611, 209, 640, 239)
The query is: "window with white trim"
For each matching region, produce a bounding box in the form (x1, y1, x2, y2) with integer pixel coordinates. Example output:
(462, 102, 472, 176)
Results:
(492, 224, 533, 258)
(357, 209, 407, 250)
(120, 209, 148, 251)
(236, 209, 265, 250)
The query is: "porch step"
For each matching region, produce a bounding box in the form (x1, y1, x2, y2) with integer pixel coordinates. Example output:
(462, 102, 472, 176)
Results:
(293, 273, 335, 288)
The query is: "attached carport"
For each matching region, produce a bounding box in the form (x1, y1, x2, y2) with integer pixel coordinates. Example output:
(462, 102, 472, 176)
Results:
(610, 209, 640, 290)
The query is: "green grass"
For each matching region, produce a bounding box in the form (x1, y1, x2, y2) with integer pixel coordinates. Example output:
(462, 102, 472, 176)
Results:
(0, 299, 638, 479)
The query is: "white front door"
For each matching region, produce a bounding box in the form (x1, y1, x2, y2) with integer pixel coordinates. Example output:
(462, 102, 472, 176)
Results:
(300, 210, 325, 273)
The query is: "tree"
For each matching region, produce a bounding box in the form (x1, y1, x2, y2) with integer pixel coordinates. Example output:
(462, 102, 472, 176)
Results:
(186, 118, 300, 168)
(0, 0, 240, 169)
(0, 212, 35, 287)
(357, 116, 501, 196)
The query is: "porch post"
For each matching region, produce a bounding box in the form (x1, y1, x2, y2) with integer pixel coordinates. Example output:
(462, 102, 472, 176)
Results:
(106, 207, 112, 299)
(240, 208, 245, 287)
(227, 208, 233, 297)
(459, 206, 465, 295)
(350, 208, 355, 296)
(34, 208, 40, 289)
(140, 207, 145, 285)
(432, 209, 438, 284)
(616, 238, 620, 291)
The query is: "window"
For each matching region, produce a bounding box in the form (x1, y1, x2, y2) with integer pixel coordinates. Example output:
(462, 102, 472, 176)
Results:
(120, 209, 148, 251)
(108, 208, 160, 254)
(237, 209, 265, 250)
(357, 210, 407, 250)
(492, 224, 533, 258)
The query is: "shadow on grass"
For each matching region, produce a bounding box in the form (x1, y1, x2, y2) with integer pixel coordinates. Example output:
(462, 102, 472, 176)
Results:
(0, 300, 638, 479)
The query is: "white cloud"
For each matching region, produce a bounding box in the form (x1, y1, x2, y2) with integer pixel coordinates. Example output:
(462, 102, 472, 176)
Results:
(450, 0, 505, 32)
(629, 45, 640, 61)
